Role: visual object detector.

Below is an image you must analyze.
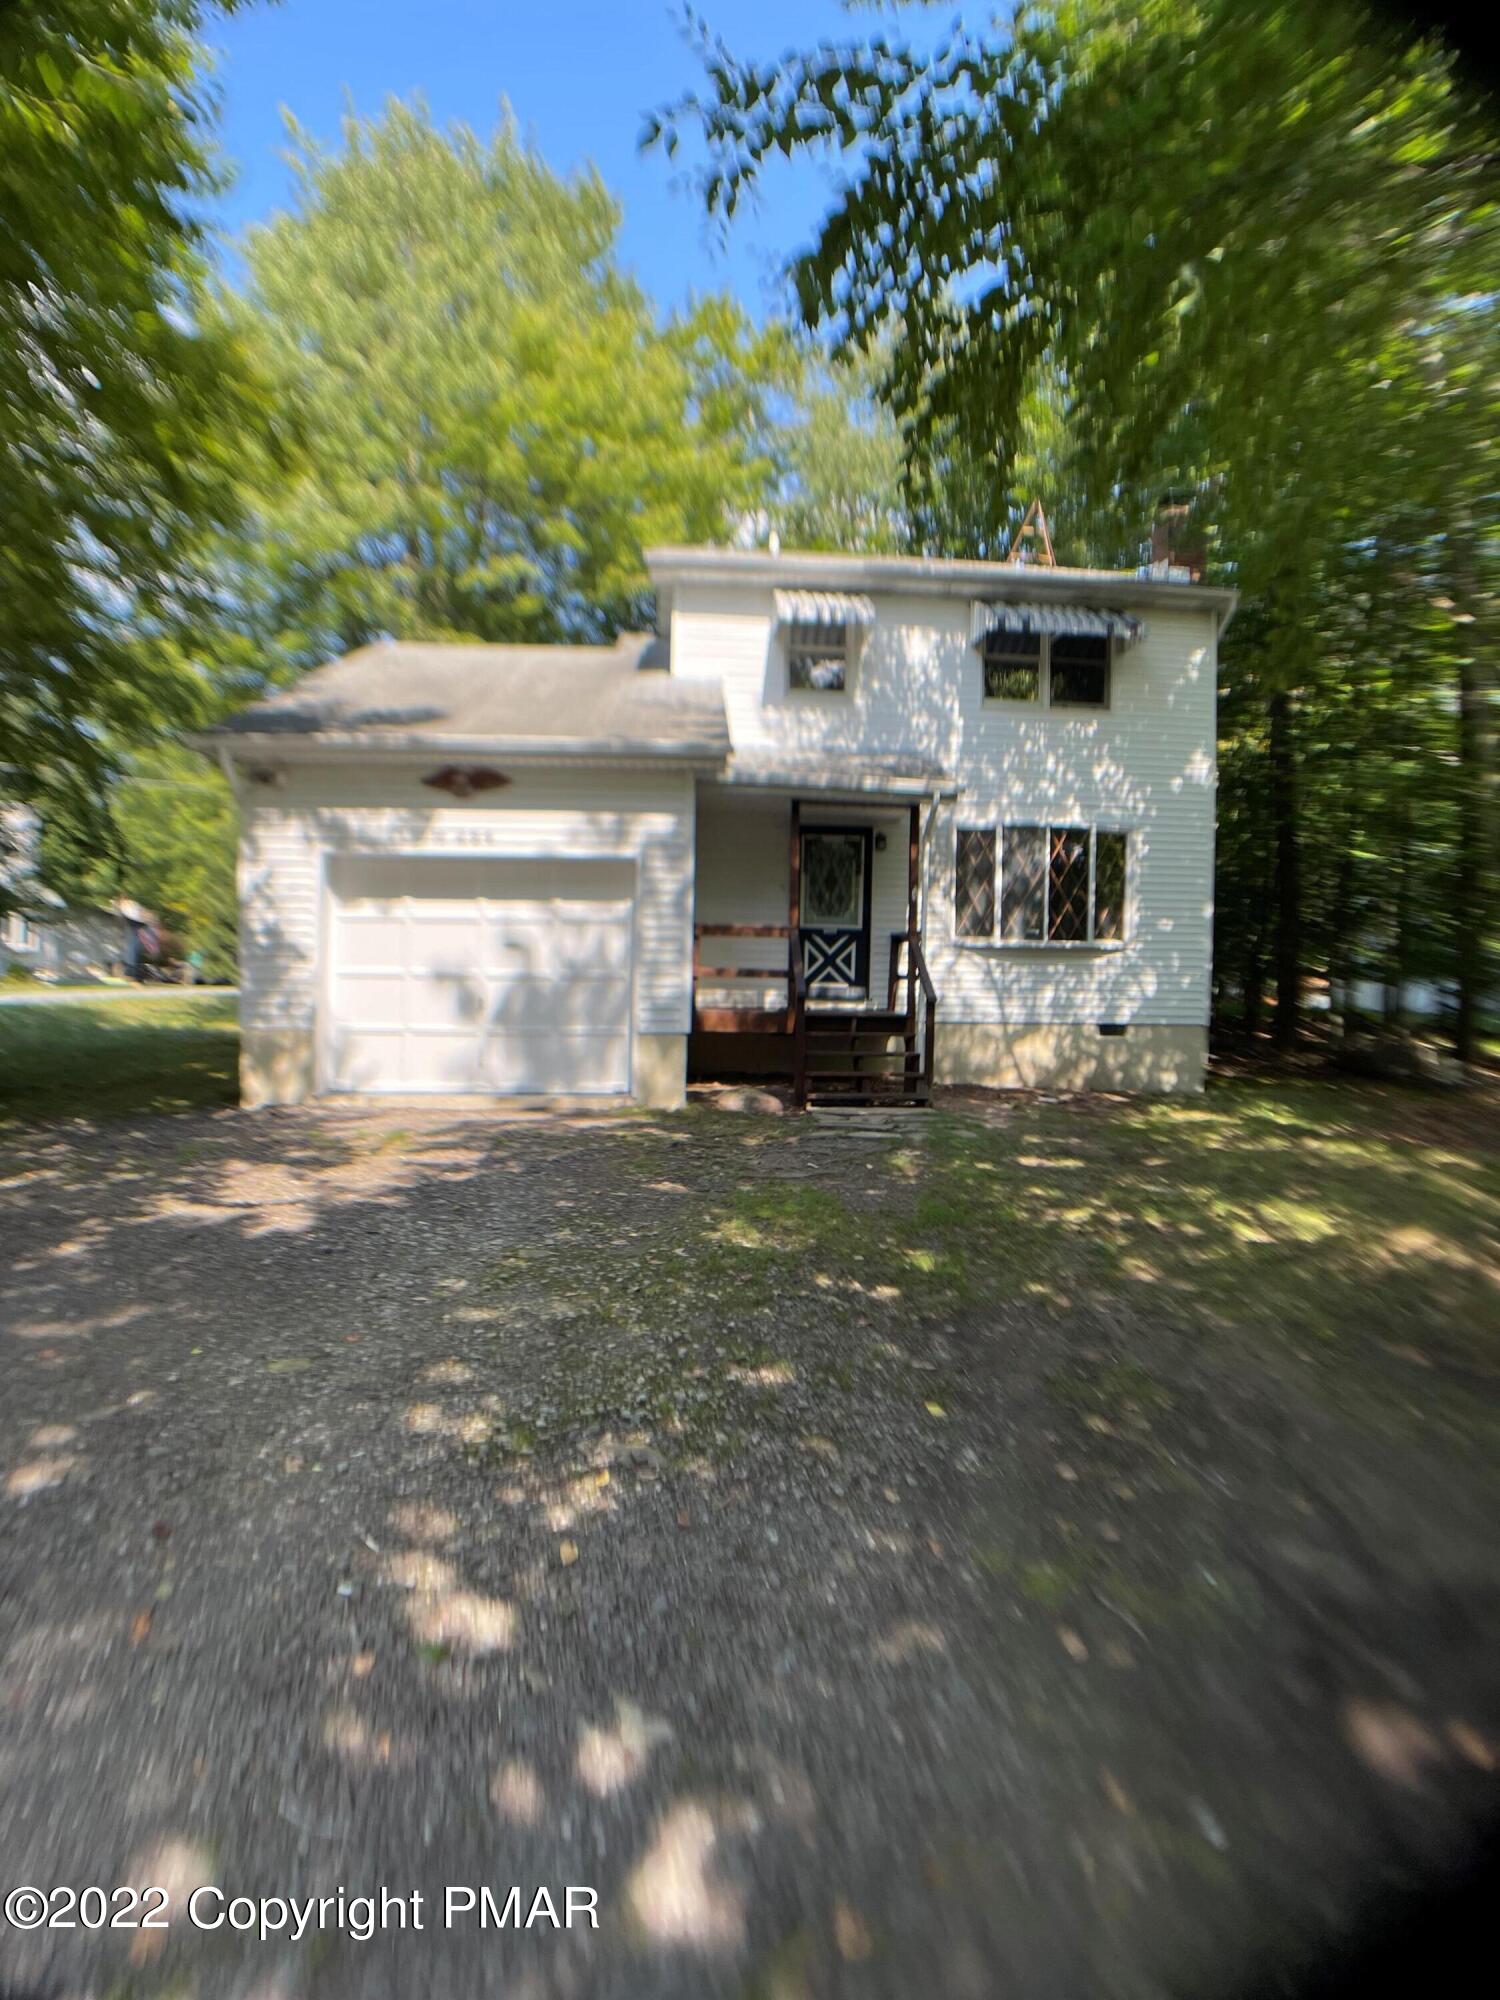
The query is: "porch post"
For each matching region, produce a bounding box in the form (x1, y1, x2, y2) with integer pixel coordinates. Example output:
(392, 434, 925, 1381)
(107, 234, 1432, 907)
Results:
(907, 802, 920, 945)
(789, 800, 802, 936)
(906, 802, 920, 1030)
(789, 801, 805, 1105)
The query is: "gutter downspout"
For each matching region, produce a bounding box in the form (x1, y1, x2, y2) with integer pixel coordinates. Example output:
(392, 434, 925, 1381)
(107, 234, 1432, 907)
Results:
(917, 786, 957, 943)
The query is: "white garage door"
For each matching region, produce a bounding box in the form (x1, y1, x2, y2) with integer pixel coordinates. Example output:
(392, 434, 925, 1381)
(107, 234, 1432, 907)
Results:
(324, 856, 633, 1096)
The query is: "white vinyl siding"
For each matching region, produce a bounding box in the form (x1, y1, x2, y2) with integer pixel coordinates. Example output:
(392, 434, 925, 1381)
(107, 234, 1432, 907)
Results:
(672, 592, 1217, 1034)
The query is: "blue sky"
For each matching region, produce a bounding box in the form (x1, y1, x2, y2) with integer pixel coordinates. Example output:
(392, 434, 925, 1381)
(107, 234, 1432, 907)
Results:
(207, 0, 891, 321)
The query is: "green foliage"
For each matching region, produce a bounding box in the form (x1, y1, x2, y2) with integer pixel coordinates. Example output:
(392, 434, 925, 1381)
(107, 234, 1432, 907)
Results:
(220, 100, 792, 663)
(0, 1, 281, 863)
(665, 0, 1499, 1052)
(768, 346, 910, 552)
(40, 747, 238, 975)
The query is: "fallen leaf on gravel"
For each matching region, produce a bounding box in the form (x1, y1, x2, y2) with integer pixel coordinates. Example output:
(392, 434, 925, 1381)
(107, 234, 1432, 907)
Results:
(151, 1520, 171, 1542)
(924, 1401, 946, 1418)
(266, 1357, 313, 1375)
(677, 1510, 690, 1530)
(833, 1899, 872, 1961)
(1055, 1462, 1079, 1483)
(559, 1539, 579, 1566)
(1342, 1697, 1441, 1788)
(1447, 1720, 1495, 1770)
(1057, 1625, 1089, 1663)
(352, 1652, 376, 1679)
(1100, 1769, 1134, 1815)
(129, 1608, 153, 1647)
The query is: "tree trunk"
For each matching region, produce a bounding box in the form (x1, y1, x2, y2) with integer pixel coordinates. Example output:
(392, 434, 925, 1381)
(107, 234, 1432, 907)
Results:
(1454, 644, 1486, 1065)
(1451, 521, 1495, 1067)
(1330, 838, 1355, 1044)
(1386, 804, 1410, 1032)
(1242, 932, 1265, 1040)
(1268, 689, 1301, 1048)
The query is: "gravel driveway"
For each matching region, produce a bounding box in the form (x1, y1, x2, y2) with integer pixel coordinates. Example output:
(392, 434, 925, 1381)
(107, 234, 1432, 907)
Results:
(1, 1103, 1497, 2000)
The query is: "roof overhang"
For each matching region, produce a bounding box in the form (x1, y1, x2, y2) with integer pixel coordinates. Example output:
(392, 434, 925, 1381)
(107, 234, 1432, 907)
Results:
(190, 732, 729, 768)
(715, 753, 955, 804)
(648, 545, 1238, 629)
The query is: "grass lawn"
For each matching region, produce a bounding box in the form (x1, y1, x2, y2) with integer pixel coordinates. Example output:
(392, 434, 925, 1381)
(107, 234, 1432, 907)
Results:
(484, 1077, 1500, 1460)
(0, 990, 239, 1125)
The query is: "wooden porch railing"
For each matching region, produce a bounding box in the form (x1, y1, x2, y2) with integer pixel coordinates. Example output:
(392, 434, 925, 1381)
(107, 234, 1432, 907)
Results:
(910, 935, 938, 1099)
(692, 923, 794, 1034)
(790, 930, 808, 1107)
(695, 921, 935, 1108)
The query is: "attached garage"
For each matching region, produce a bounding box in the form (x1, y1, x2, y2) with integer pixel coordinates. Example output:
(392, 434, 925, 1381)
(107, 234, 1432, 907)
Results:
(322, 855, 635, 1097)
(201, 633, 723, 1108)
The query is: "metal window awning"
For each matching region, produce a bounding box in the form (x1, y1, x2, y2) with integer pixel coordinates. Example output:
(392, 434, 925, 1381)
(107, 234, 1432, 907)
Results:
(774, 589, 877, 628)
(971, 600, 1145, 647)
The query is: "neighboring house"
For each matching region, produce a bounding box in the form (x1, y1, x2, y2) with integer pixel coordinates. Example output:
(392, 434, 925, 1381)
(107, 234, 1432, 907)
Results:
(197, 544, 1236, 1109)
(0, 803, 146, 982)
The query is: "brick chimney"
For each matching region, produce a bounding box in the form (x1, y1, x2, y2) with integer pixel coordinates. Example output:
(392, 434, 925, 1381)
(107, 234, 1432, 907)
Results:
(1148, 493, 1205, 581)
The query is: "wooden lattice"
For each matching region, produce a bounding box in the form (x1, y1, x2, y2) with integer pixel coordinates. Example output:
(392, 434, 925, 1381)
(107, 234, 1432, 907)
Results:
(955, 828, 996, 938)
(1048, 827, 1091, 942)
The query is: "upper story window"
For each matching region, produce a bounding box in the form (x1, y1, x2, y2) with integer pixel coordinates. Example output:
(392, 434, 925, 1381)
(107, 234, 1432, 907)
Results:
(1050, 634, 1110, 707)
(981, 628, 1042, 702)
(786, 620, 850, 693)
(974, 602, 1142, 709)
(774, 588, 876, 696)
(2, 911, 37, 951)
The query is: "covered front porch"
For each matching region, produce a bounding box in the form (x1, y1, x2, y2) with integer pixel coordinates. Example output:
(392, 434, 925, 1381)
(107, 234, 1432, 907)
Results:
(690, 782, 938, 1107)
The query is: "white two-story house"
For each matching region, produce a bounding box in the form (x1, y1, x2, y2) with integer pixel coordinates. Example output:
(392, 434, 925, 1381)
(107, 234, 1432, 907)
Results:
(200, 545, 1235, 1109)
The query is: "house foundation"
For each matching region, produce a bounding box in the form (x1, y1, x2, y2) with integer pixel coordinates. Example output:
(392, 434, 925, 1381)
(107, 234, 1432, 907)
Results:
(936, 1023, 1207, 1095)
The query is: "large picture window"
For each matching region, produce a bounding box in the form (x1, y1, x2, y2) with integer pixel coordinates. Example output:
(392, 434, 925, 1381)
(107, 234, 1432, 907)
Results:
(955, 825, 1129, 944)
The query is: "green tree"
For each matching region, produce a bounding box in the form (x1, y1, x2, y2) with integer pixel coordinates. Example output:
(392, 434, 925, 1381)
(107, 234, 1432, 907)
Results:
(0, 1, 277, 888)
(769, 346, 910, 552)
(661, 0, 1498, 1058)
(40, 748, 239, 977)
(223, 100, 790, 665)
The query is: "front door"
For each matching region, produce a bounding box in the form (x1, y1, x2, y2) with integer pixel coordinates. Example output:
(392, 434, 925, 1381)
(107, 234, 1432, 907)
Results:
(799, 828, 872, 996)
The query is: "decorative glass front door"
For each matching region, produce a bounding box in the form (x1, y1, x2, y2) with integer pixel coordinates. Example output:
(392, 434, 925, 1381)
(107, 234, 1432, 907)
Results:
(800, 829, 872, 993)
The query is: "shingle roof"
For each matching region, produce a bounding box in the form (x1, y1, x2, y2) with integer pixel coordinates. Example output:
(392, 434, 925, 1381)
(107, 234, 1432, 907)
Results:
(201, 634, 727, 761)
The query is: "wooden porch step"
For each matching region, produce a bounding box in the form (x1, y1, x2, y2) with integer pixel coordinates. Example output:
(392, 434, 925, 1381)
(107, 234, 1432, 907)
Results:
(806, 1092, 931, 1110)
(806, 1008, 907, 1034)
(804, 1053, 924, 1075)
(812, 1032, 916, 1048)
